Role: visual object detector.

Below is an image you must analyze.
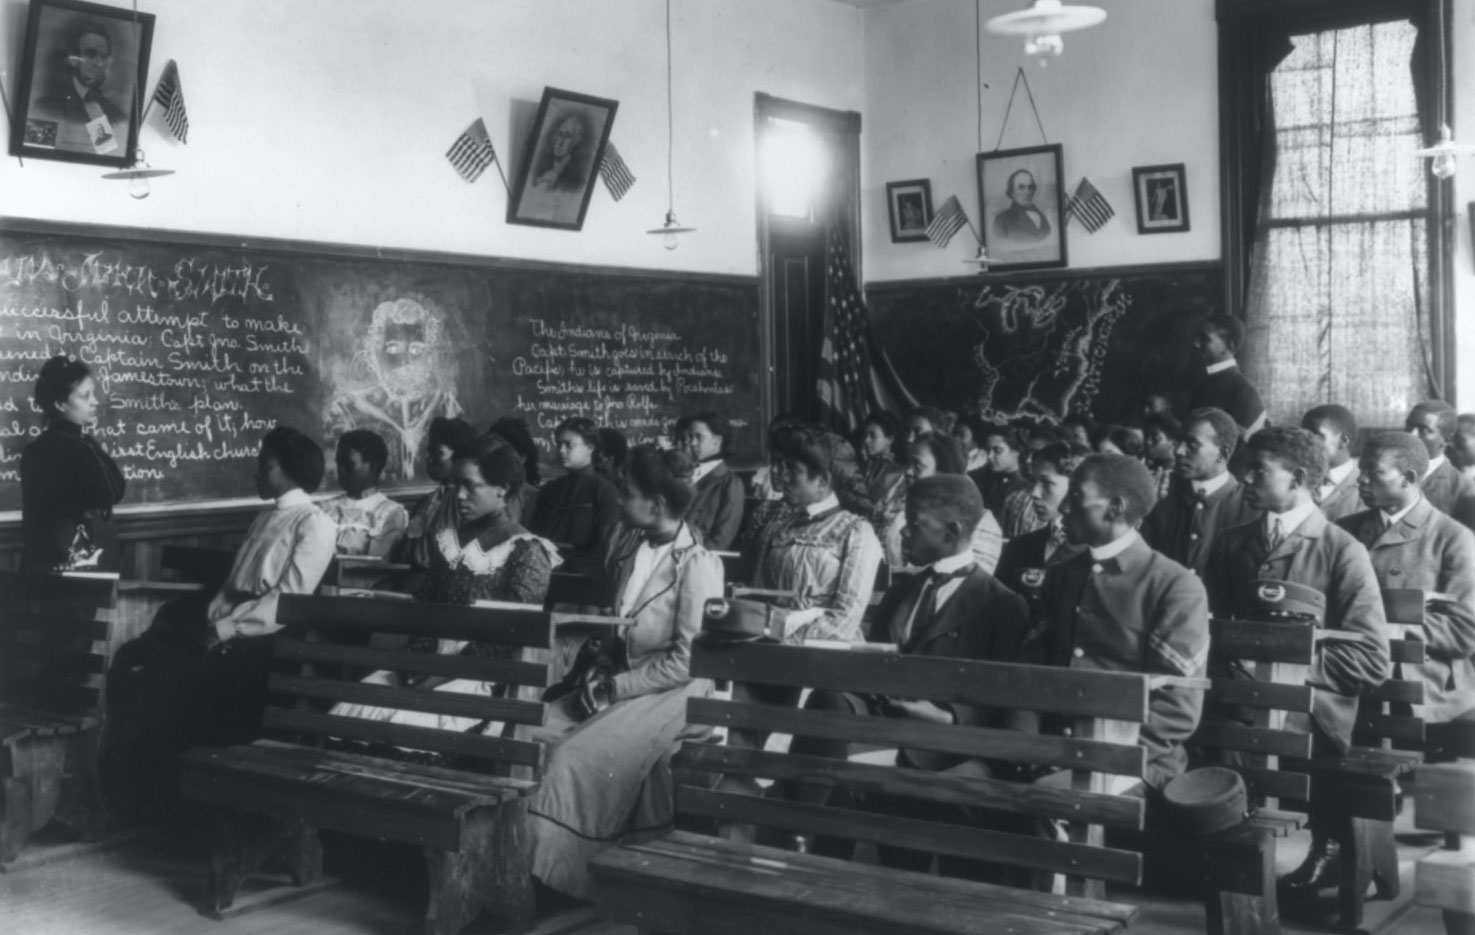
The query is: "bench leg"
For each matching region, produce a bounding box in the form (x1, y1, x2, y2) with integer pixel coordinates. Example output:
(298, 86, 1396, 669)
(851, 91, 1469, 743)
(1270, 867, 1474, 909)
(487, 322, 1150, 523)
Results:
(200, 812, 320, 919)
(0, 775, 33, 864)
(53, 731, 108, 843)
(1337, 817, 1373, 930)
(1367, 819, 1398, 900)
(0, 735, 69, 864)
(1202, 828, 1280, 935)
(423, 800, 535, 935)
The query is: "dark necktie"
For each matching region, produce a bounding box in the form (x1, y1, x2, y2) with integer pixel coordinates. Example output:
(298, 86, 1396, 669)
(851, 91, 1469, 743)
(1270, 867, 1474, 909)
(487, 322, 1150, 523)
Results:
(904, 566, 972, 647)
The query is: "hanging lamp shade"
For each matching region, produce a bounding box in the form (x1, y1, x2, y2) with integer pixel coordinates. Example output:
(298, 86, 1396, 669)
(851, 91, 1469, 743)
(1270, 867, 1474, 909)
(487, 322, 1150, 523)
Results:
(101, 149, 174, 199)
(986, 0, 1106, 59)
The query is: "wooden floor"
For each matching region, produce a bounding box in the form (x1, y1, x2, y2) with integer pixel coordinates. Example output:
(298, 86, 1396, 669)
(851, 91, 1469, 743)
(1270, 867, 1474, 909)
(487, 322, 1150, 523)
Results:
(0, 809, 1456, 935)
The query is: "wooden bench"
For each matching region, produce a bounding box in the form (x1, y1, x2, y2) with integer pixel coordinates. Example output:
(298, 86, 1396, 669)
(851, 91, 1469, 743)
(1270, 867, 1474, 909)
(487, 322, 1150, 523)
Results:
(0, 571, 119, 863)
(1412, 762, 1475, 935)
(589, 640, 1152, 935)
(1187, 616, 1318, 935)
(177, 593, 561, 934)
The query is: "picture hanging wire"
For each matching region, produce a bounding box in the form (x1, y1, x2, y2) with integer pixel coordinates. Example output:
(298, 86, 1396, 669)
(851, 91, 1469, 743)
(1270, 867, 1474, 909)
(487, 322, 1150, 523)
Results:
(992, 67, 1049, 152)
(100, 0, 173, 196)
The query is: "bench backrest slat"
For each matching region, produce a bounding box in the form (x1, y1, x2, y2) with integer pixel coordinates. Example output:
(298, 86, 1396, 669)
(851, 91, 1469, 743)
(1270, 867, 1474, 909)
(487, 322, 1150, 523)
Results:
(544, 572, 618, 611)
(277, 594, 553, 648)
(1354, 632, 1426, 750)
(674, 742, 1145, 829)
(1208, 618, 1315, 664)
(263, 708, 542, 769)
(0, 572, 116, 717)
(686, 697, 1145, 776)
(266, 673, 545, 727)
(675, 786, 1144, 885)
(692, 642, 1149, 721)
(274, 637, 552, 687)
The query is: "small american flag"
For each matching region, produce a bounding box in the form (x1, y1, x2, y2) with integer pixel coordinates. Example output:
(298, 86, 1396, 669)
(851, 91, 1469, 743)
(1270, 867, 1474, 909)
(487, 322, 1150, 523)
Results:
(1066, 177, 1114, 233)
(445, 118, 496, 184)
(924, 195, 968, 248)
(599, 141, 636, 201)
(151, 60, 188, 143)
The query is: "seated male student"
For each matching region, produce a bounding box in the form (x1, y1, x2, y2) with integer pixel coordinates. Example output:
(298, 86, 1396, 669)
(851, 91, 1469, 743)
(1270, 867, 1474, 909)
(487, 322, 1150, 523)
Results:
(1202, 427, 1389, 899)
(994, 442, 1088, 621)
(1140, 407, 1258, 577)
(1338, 432, 1475, 759)
(1017, 454, 1210, 795)
(1405, 399, 1475, 532)
(1187, 314, 1266, 437)
(1302, 404, 1361, 522)
(787, 474, 1030, 872)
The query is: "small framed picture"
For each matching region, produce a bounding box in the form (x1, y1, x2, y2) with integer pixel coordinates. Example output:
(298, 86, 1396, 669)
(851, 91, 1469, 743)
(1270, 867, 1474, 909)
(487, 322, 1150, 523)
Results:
(507, 87, 619, 232)
(8, 0, 155, 168)
(1132, 164, 1190, 234)
(885, 179, 933, 243)
(977, 144, 1067, 272)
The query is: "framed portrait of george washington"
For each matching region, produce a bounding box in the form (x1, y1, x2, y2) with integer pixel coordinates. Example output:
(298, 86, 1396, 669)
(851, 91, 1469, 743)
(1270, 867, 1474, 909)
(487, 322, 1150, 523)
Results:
(9, 0, 155, 168)
(507, 87, 619, 232)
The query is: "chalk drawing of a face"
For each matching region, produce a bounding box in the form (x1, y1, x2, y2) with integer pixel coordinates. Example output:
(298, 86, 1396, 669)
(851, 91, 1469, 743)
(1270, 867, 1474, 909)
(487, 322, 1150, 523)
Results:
(366, 298, 441, 400)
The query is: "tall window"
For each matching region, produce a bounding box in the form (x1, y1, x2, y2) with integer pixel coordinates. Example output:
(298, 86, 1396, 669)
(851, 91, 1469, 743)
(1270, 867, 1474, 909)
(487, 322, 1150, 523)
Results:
(1243, 19, 1431, 427)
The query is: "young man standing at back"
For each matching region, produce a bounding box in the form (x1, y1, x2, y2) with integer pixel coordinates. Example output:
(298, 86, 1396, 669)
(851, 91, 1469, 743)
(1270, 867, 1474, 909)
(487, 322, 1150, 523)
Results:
(1187, 314, 1266, 437)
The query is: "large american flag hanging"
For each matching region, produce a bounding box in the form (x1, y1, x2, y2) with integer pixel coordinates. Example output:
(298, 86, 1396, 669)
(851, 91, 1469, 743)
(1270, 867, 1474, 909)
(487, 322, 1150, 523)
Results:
(816, 223, 918, 434)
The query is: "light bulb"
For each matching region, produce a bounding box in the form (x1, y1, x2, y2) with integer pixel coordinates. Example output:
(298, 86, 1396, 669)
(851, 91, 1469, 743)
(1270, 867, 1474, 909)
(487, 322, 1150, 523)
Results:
(1024, 33, 1063, 61)
(1431, 153, 1457, 180)
(128, 175, 151, 199)
(663, 231, 680, 251)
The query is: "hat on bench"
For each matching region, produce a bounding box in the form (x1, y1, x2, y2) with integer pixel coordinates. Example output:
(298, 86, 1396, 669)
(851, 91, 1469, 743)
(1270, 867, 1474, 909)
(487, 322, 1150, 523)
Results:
(700, 597, 784, 643)
(1163, 767, 1250, 835)
(1247, 579, 1324, 623)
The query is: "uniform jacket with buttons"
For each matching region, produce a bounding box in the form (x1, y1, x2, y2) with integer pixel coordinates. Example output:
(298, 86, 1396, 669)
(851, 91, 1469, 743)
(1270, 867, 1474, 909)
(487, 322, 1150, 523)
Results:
(1140, 474, 1259, 577)
(1205, 509, 1390, 752)
(1019, 535, 1211, 790)
(1422, 459, 1475, 533)
(1339, 500, 1475, 723)
(994, 524, 1083, 623)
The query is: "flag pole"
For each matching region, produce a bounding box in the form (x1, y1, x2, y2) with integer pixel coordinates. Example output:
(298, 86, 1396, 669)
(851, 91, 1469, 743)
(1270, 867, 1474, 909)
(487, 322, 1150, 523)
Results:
(491, 153, 511, 197)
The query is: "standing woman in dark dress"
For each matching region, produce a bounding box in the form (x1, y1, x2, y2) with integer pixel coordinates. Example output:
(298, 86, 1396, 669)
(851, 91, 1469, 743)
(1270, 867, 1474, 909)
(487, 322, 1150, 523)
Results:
(21, 356, 126, 572)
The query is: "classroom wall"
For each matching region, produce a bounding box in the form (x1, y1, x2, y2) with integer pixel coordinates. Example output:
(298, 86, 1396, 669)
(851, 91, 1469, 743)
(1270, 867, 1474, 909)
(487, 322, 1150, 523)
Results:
(860, 0, 1221, 283)
(1452, 1, 1475, 412)
(0, 0, 865, 278)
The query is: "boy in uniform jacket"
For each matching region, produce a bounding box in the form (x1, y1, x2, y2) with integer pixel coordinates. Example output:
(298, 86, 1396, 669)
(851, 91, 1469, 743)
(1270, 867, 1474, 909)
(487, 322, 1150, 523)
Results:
(1141, 407, 1258, 577)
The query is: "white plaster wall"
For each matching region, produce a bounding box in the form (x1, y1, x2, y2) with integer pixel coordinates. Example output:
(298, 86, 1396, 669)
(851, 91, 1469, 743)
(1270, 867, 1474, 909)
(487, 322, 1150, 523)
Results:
(0, 0, 865, 277)
(861, 0, 1221, 282)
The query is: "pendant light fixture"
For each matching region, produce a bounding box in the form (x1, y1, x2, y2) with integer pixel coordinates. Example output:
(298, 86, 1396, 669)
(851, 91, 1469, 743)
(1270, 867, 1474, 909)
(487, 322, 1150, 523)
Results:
(1414, 0, 1472, 179)
(986, 0, 1106, 64)
(102, 0, 172, 197)
(646, 0, 695, 249)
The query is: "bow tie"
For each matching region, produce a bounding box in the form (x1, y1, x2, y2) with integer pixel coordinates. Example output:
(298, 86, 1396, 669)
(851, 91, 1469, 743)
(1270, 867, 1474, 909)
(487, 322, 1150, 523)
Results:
(926, 565, 973, 586)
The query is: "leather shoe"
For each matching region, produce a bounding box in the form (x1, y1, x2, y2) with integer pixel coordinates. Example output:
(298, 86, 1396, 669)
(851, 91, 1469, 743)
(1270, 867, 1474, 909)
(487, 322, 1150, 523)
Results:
(1278, 835, 1341, 900)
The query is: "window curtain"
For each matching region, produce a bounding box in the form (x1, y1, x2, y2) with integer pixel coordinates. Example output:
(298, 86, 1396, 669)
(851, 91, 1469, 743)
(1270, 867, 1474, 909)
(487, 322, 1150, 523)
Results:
(1240, 18, 1433, 428)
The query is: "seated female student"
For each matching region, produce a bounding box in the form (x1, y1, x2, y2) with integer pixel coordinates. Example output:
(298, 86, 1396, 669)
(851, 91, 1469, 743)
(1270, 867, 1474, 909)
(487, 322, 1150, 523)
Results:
(489, 416, 543, 522)
(527, 417, 622, 577)
(332, 437, 557, 730)
(20, 355, 126, 572)
(526, 446, 723, 901)
(196, 425, 337, 745)
(396, 416, 477, 572)
(856, 411, 906, 527)
(320, 428, 408, 558)
(681, 410, 745, 550)
(883, 433, 1004, 574)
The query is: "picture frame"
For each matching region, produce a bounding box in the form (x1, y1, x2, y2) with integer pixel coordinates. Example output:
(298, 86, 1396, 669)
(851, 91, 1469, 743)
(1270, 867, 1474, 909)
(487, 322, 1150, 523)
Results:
(8, 0, 155, 168)
(1132, 163, 1190, 234)
(885, 179, 933, 243)
(977, 144, 1067, 272)
(507, 87, 619, 232)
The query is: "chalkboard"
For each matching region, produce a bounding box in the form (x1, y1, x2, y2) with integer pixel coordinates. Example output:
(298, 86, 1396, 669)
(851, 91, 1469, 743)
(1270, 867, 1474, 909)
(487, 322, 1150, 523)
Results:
(0, 220, 762, 513)
(868, 262, 1223, 426)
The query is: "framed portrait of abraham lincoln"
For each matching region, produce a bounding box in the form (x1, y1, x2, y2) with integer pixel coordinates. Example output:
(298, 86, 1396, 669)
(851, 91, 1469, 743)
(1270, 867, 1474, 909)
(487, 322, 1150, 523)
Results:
(8, 0, 155, 168)
(977, 143, 1067, 272)
(507, 87, 619, 232)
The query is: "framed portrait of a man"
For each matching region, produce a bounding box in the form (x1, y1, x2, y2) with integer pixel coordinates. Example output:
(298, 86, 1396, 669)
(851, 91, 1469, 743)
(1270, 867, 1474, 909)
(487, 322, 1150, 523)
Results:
(1132, 163, 1190, 234)
(8, 0, 155, 168)
(507, 87, 618, 232)
(977, 144, 1067, 272)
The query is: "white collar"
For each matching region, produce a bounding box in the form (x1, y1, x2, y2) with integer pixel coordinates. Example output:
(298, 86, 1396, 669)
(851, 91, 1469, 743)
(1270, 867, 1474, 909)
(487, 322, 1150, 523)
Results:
(692, 459, 723, 483)
(930, 551, 975, 575)
(1205, 358, 1238, 375)
(1265, 499, 1316, 538)
(1324, 460, 1355, 487)
(1426, 455, 1447, 479)
(1382, 495, 1422, 528)
(1193, 471, 1233, 497)
(1089, 529, 1139, 561)
(275, 489, 312, 510)
(805, 494, 841, 517)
